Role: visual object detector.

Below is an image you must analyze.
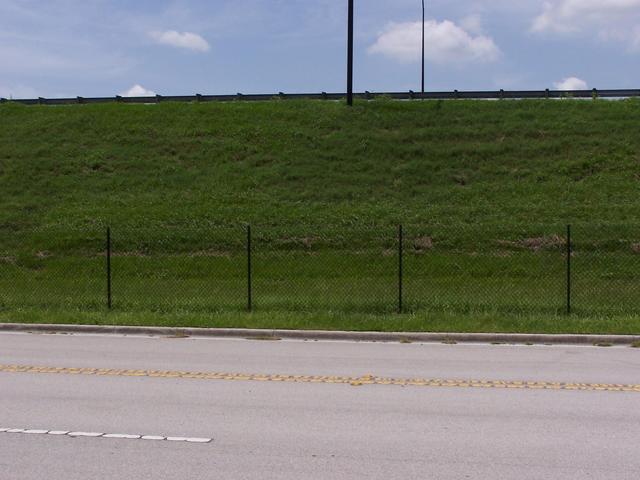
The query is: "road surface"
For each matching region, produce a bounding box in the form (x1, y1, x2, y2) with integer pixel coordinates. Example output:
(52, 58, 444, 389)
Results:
(0, 332, 639, 479)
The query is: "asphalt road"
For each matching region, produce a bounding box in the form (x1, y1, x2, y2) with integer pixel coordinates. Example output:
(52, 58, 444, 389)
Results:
(0, 332, 639, 479)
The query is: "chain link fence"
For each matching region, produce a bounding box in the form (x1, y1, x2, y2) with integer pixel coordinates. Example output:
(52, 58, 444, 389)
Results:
(1, 224, 639, 316)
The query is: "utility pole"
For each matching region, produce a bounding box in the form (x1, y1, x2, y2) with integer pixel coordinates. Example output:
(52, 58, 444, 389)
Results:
(421, 0, 425, 95)
(347, 0, 354, 106)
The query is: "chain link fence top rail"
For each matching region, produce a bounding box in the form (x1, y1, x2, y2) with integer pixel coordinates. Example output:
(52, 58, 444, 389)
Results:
(1, 224, 639, 316)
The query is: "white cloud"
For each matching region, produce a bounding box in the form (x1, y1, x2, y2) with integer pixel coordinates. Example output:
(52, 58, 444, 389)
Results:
(532, 0, 640, 50)
(368, 20, 501, 64)
(554, 76, 588, 90)
(460, 15, 484, 35)
(150, 30, 210, 52)
(120, 84, 156, 97)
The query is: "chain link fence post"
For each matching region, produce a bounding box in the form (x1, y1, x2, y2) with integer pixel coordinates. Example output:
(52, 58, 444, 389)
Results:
(106, 226, 112, 310)
(398, 225, 403, 314)
(247, 225, 252, 312)
(566, 224, 572, 315)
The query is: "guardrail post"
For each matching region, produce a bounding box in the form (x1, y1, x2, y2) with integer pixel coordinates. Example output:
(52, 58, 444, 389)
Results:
(247, 225, 252, 312)
(106, 227, 112, 310)
(347, 0, 354, 106)
(566, 225, 571, 315)
(398, 225, 404, 314)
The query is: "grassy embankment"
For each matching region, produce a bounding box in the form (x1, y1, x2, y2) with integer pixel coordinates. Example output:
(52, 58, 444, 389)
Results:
(1, 98, 639, 333)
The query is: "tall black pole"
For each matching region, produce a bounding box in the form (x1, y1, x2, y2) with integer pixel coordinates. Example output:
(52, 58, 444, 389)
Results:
(421, 0, 425, 94)
(347, 0, 354, 106)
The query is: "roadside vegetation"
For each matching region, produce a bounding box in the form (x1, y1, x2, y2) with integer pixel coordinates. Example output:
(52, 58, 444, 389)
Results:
(1, 98, 639, 334)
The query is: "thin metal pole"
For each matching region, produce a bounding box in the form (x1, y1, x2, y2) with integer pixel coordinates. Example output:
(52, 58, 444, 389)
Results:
(247, 225, 252, 312)
(566, 225, 571, 315)
(347, 0, 354, 106)
(398, 225, 403, 313)
(106, 227, 112, 310)
(421, 0, 425, 95)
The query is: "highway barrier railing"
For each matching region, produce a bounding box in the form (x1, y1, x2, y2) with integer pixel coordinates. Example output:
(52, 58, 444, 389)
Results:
(2, 89, 640, 106)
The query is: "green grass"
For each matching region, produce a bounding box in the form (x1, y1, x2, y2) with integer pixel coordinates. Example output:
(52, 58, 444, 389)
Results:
(1, 98, 640, 334)
(2, 250, 636, 315)
(2, 308, 639, 336)
(1, 98, 640, 233)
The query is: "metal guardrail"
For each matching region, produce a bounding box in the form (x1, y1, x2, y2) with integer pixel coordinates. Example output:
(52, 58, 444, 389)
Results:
(1, 89, 639, 106)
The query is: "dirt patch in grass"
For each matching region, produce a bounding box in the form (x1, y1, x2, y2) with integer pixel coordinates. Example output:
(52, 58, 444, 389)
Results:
(413, 236, 433, 252)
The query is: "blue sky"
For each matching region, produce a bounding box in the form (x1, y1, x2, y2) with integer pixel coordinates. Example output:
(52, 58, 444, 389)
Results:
(1, 0, 639, 98)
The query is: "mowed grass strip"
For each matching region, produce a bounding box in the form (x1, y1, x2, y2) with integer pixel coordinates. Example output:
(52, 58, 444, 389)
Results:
(1, 250, 634, 313)
(2, 308, 640, 336)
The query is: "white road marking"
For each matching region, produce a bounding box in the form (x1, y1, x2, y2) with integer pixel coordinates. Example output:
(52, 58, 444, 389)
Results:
(0, 428, 212, 444)
(185, 438, 213, 443)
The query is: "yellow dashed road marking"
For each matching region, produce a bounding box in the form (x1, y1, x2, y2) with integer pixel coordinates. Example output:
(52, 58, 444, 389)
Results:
(0, 364, 638, 393)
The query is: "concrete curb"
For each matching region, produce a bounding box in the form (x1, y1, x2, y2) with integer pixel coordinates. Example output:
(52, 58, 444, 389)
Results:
(0, 323, 639, 346)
